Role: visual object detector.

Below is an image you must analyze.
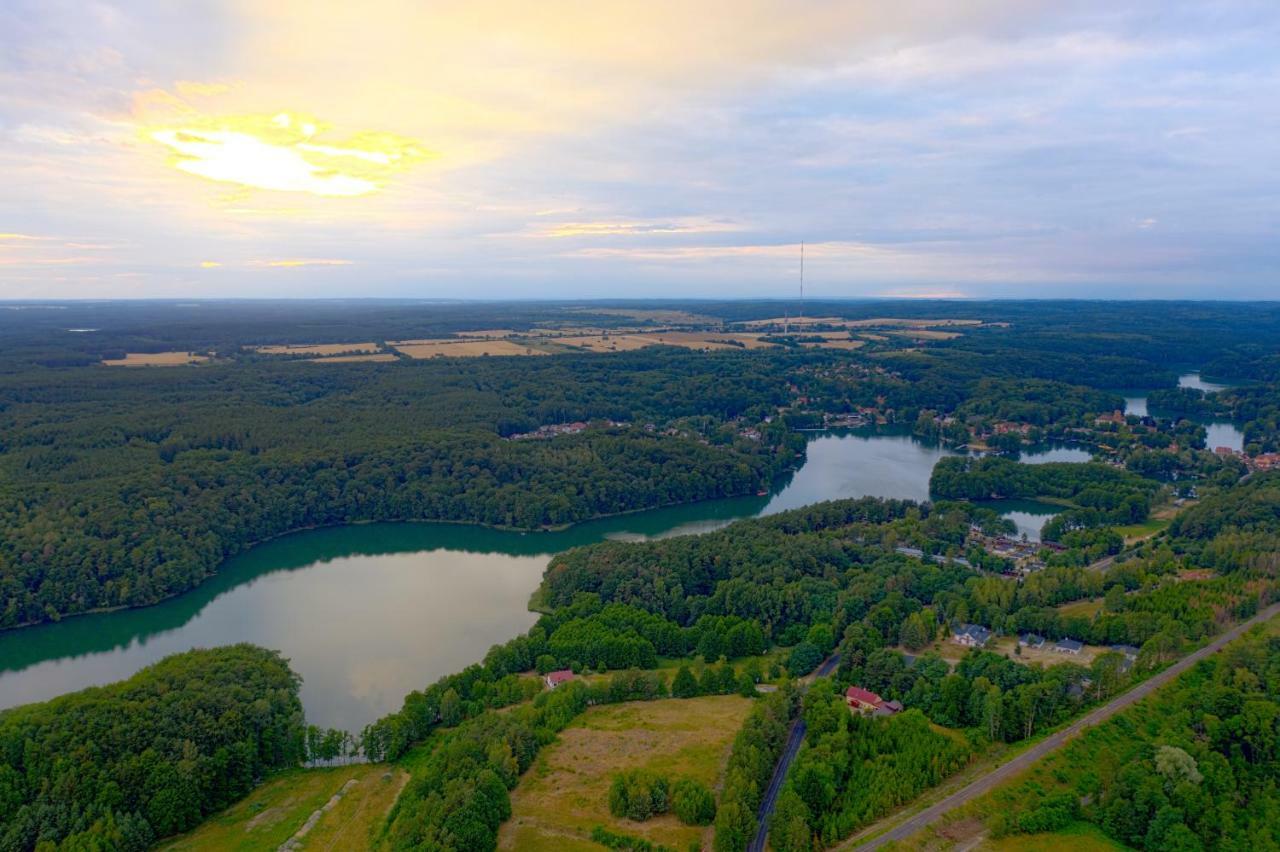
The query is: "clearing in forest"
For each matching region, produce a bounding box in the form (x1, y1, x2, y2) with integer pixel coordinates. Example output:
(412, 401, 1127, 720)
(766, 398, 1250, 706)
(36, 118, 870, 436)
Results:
(254, 343, 380, 356)
(390, 338, 554, 357)
(499, 695, 752, 852)
(158, 764, 407, 852)
(101, 351, 210, 366)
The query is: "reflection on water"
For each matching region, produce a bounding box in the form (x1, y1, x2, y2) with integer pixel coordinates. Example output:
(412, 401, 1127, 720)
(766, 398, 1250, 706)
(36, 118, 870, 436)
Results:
(982, 499, 1061, 542)
(0, 427, 968, 729)
(1122, 373, 1246, 451)
(1019, 444, 1092, 465)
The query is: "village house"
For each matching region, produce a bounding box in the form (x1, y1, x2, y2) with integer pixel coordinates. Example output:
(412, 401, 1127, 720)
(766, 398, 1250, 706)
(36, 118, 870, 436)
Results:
(1094, 410, 1126, 426)
(845, 686, 903, 716)
(1019, 633, 1046, 649)
(1055, 638, 1084, 655)
(544, 669, 575, 689)
(952, 623, 992, 647)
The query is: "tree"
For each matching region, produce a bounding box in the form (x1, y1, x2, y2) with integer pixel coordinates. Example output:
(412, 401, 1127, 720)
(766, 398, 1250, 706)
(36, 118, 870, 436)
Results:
(672, 665, 700, 698)
(440, 688, 463, 727)
(672, 778, 717, 825)
(899, 612, 932, 651)
(1154, 746, 1202, 788)
(768, 788, 812, 852)
(788, 642, 824, 677)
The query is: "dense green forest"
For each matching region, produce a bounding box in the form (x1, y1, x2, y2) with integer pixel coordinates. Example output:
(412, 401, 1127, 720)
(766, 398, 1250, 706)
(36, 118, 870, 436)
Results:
(769, 686, 971, 849)
(4, 300, 1276, 629)
(0, 645, 303, 851)
(983, 627, 1280, 849)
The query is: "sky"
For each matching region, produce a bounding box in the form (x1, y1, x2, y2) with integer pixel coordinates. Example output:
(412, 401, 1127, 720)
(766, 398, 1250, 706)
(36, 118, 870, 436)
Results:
(1, 1, 1278, 300)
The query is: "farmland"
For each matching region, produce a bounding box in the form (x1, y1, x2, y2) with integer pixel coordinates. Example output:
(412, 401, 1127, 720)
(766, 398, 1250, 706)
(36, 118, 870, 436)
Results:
(498, 695, 753, 851)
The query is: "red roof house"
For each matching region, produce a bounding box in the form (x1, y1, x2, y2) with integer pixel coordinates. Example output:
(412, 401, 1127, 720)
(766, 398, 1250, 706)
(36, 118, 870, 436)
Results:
(544, 669, 574, 689)
(845, 685, 902, 716)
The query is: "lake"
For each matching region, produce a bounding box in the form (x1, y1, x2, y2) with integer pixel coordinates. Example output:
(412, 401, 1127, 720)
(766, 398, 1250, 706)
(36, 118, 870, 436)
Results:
(1, 427, 997, 730)
(1123, 372, 1246, 451)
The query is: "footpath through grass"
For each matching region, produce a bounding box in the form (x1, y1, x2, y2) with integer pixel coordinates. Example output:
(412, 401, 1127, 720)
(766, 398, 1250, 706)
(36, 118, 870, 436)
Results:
(159, 763, 407, 852)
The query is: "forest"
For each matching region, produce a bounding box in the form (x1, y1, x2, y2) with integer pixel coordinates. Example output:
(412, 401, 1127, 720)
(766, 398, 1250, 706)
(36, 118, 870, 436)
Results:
(982, 628, 1280, 849)
(5, 300, 1278, 629)
(0, 645, 304, 851)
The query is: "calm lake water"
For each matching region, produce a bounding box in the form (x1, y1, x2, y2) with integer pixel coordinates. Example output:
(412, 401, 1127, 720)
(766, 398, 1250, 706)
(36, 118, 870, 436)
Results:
(4, 388, 1233, 730)
(1124, 372, 1246, 451)
(0, 427, 996, 730)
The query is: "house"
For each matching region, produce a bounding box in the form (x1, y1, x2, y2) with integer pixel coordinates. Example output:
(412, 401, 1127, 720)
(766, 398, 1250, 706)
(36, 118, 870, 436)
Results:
(1094, 410, 1126, 426)
(1055, 638, 1084, 655)
(544, 669, 575, 689)
(1110, 644, 1140, 672)
(1019, 633, 1046, 649)
(953, 623, 993, 647)
(845, 686, 901, 716)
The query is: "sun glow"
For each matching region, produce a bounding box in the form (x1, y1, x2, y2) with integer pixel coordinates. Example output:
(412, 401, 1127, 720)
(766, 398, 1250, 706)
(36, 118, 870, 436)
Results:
(146, 112, 431, 196)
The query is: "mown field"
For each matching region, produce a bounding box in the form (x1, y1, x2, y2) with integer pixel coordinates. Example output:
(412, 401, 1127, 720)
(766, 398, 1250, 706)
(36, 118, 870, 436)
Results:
(498, 695, 753, 851)
(159, 764, 408, 852)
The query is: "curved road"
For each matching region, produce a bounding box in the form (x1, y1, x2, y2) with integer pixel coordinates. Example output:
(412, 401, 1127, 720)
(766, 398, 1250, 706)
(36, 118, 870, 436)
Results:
(747, 653, 841, 852)
(853, 600, 1280, 850)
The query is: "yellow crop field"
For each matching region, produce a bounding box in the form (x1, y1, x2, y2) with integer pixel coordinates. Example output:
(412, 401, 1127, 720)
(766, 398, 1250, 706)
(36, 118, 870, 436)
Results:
(101, 351, 210, 367)
(499, 696, 752, 851)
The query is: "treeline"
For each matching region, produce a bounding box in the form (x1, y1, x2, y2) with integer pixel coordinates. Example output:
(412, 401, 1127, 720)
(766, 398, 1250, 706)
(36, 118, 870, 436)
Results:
(362, 594, 774, 762)
(768, 684, 971, 849)
(380, 669, 760, 850)
(713, 686, 800, 852)
(930, 456, 1158, 536)
(0, 645, 303, 851)
(1, 424, 799, 629)
(1221, 383, 1280, 453)
(984, 629, 1280, 849)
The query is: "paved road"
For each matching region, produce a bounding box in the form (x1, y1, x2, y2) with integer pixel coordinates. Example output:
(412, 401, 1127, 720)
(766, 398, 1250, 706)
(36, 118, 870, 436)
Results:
(747, 653, 841, 852)
(853, 600, 1280, 851)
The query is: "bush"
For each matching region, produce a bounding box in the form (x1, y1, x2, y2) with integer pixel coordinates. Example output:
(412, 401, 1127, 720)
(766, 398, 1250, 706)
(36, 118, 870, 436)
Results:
(608, 770, 671, 822)
(671, 778, 717, 825)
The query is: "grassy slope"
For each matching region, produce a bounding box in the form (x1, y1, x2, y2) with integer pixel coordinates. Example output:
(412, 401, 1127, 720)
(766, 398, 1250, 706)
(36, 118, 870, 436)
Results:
(499, 695, 753, 851)
(159, 764, 408, 852)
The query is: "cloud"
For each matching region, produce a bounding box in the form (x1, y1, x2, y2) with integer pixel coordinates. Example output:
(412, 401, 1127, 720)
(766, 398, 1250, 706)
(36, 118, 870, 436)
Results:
(541, 219, 739, 238)
(2, 1, 1279, 297)
(144, 107, 434, 196)
(248, 258, 353, 267)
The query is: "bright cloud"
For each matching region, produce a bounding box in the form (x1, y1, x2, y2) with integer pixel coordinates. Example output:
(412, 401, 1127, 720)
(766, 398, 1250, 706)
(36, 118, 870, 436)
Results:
(146, 112, 432, 196)
(1, 1, 1278, 298)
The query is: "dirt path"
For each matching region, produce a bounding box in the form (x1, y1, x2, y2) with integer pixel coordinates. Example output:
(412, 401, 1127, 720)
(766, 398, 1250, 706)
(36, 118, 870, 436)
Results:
(851, 601, 1280, 850)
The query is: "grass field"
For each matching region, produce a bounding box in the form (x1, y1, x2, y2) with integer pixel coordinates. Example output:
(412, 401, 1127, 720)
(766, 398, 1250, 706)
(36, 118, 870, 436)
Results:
(976, 821, 1126, 851)
(499, 696, 753, 851)
(1056, 598, 1103, 619)
(159, 764, 407, 852)
(101, 351, 209, 366)
(1113, 517, 1171, 542)
(307, 353, 398, 363)
(391, 339, 553, 357)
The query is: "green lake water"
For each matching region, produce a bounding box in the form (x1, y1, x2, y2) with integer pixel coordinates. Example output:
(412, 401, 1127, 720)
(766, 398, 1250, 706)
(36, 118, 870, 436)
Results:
(0, 427, 1061, 730)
